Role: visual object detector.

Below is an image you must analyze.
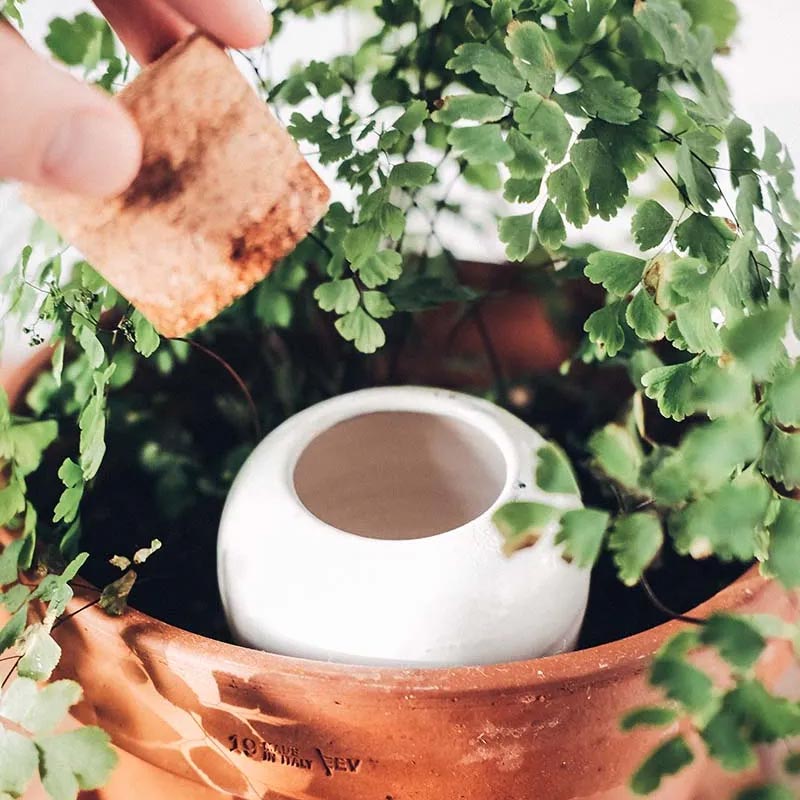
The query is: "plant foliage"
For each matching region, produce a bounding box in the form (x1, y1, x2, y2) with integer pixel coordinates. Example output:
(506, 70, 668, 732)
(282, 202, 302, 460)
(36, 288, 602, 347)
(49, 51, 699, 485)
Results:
(1, 0, 800, 796)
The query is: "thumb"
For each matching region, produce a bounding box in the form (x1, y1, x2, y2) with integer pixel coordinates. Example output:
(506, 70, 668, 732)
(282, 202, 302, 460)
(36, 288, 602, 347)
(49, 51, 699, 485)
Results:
(0, 26, 142, 197)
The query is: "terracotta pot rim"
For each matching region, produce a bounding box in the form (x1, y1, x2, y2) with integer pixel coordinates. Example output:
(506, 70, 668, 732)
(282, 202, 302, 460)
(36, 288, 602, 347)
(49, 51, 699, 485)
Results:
(67, 565, 763, 695)
(1, 353, 768, 694)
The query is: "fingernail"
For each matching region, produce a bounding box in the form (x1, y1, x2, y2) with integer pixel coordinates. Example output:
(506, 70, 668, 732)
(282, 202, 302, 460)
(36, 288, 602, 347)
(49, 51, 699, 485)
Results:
(43, 108, 142, 198)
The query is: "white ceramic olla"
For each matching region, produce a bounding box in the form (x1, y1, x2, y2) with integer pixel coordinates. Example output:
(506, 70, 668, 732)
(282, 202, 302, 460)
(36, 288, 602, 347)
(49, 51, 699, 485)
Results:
(217, 387, 590, 667)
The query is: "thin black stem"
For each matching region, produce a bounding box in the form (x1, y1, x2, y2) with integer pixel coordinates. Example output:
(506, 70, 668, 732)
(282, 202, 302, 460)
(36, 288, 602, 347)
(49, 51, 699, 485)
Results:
(174, 338, 262, 440)
(53, 598, 100, 628)
(307, 230, 334, 258)
(472, 303, 508, 405)
(640, 573, 706, 626)
(653, 155, 691, 207)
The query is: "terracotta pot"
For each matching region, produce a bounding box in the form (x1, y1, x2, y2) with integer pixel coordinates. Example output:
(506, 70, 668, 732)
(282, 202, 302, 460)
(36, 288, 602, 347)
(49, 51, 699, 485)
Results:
(382, 260, 598, 388)
(2, 358, 798, 800)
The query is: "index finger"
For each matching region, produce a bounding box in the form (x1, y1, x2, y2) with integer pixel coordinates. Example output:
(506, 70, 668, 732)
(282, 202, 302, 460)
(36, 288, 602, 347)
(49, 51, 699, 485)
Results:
(93, 0, 270, 65)
(163, 0, 271, 50)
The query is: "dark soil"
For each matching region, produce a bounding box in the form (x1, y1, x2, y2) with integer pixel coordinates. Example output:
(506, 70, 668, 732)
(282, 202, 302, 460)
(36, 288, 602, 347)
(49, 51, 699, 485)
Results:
(26, 293, 747, 656)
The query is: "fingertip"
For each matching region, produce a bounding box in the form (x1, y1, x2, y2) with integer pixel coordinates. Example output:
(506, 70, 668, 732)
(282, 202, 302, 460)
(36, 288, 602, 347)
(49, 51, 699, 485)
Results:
(234, 10, 272, 48)
(167, 0, 272, 50)
(42, 105, 143, 198)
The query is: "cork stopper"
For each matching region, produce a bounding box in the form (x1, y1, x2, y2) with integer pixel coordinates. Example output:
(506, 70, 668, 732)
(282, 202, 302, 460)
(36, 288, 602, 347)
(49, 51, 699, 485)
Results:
(24, 34, 330, 338)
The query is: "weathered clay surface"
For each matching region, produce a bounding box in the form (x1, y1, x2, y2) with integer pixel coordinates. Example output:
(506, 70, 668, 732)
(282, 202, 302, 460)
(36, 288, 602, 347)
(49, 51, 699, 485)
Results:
(1, 358, 798, 800)
(24, 34, 329, 338)
(42, 573, 794, 800)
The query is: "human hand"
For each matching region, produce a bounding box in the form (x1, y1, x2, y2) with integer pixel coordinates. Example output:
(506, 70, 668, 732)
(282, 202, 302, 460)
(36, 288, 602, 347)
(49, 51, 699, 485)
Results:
(0, 0, 271, 197)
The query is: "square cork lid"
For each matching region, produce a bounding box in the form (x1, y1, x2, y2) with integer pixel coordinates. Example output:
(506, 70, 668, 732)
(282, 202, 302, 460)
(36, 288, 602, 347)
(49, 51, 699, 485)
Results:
(24, 33, 330, 339)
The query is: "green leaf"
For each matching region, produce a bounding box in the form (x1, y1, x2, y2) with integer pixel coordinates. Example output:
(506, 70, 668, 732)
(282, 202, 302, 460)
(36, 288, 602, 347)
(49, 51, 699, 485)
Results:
(555, 508, 609, 568)
(627, 289, 667, 341)
(0, 678, 82, 735)
(667, 414, 762, 498)
(702, 710, 755, 771)
(630, 736, 694, 795)
(726, 117, 759, 187)
(584, 301, 625, 358)
(723, 305, 789, 381)
(37, 727, 118, 800)
(588, 423, 643, 489)
(568, 0, 615, 40)
(447, 124, 513, 164)
(723, 679, 800, 742)
(0, 584, 30, 613)
(571, 139, 628, 220)
(362, 291, 394, 319)
(736, 174, 763, 235)
(641, 358, 700, 422)
(464, 163, 501, 190)
(548, 163, 589, 227)
(505, 20, 556, 96)
(335, 308, 386, 354)
(53, 485, 83, 526)
(683, 0, 739, 48)
(491, 0, 515, 26)
(651, 657, 714, 715)
(535, 442, 580, 495)
(0, 538, 26, 586)
(737, 787, 794, 800)
(432, 94, 507, 124)
(537, 200, 566, 250)
(505, 129, 546, 179)
(669, 473, 772, 562)
(573, 76, 641, 125)
(45, 13, 114, 67)
(690, 359, 754, 419)
(582, 118, 658, 181)
(634, 0, 693, 67)
(514, 94, 572, 162)
(674, 214, 736, 266)
(0, 728, 38, 797)
(765, 363, 800, 427)
(288, 112, 351, 164)
(0, 605, 26, 653)
(493, 501, 562, 555)
(0, 482, 25, 529)
(504, 177, 542, 203)
(676, 142, 720, 213)
(766, 499, 800, 589)
(388, 161, 435, 188)
(620, 706, 678, 732)
(585, 251, 646, 296)
(18, 625, 61, 681)
(632, 200, 673, 250)
(446, 43, 526, 99)
(499, 213, 535, 262)
(718, 233, 764, 315)
(356, 250, 403, 289)
(314, 279, 360, 314)
(761, 428, 800, 491)
(131, 311, 159, 357)
(393, 100, 428, 134)
(609, 512, 663, 586)
(700, 614, 765, 672)
(1, 420, 59, 475)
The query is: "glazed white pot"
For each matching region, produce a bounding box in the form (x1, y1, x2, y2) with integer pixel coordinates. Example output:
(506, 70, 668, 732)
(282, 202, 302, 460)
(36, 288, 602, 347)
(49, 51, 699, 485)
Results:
(217, 386, 590, 667)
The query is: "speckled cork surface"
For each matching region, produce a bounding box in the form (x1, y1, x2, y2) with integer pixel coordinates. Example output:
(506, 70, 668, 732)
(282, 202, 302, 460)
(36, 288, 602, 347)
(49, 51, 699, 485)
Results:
(24, 34, 330, 338)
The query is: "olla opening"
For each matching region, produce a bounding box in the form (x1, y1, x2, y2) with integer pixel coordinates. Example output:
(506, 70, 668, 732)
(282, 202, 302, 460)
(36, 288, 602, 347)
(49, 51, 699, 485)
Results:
(292, 411, 507, 540)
